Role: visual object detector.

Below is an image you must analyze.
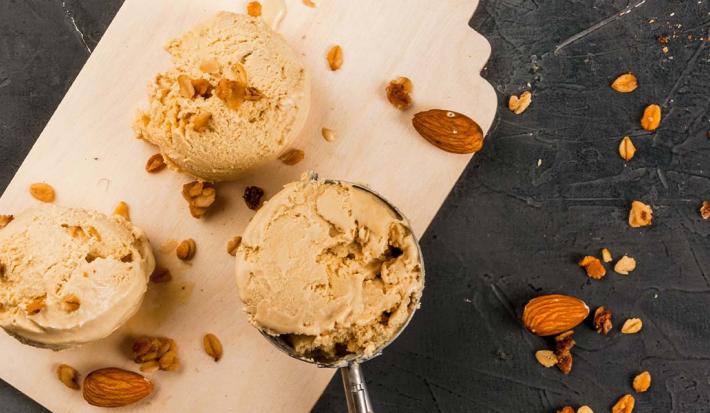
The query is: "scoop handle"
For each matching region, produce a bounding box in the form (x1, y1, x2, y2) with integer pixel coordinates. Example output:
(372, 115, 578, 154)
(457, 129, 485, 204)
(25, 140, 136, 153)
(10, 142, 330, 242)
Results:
(340, 363, 374, 413)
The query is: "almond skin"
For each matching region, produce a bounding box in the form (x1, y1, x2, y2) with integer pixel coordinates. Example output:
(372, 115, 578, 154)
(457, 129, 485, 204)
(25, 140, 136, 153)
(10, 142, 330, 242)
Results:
(83, 368, 153, 408)
(412, 110, 484, 154)
(522, 294, 590, 336)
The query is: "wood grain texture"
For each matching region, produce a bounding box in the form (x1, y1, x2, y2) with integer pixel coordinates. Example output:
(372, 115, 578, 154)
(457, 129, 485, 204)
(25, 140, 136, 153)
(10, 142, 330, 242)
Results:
(0, 0, 495, 411)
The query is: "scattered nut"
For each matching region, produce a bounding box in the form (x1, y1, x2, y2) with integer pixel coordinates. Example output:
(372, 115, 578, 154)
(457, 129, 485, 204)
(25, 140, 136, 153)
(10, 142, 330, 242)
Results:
(601, 247, 612, 263)
(246, 1, 262, 16)
(657, 35, 670, 45)
(302, 0, 316, 7)
(700, 201, 710, 220)
(412, 110, 484, 154)
(176, 238, 197, 261)
(614, 255, 637, 275)
(182, 181, 217, 218)
(57, 364, 80, 390)
(577, 405, 594, 413)
(114, 201, 130, 221)
(578, 255, 606, 279)
(326, 45, 343, 71)
(30, 183, 55, 203)
(199, 59, 220, 74)
(321, 127, 335, 142)
(149, 266, 172, 283)
(556, 407, 575, 413)
(632, 371, 651, 393)
(83, 368, 153, 408)
(227, 236, 242, 256)
(0, 215, 13, 229)
(593, 306, 613, 335)
(203, 333, 224, 362)
(641, 104, 661, 131)
(611, 73, 638, 93)
(522, 294, 589, 336)
(621, 318, 643, 334)
(534, 350, 558, 368)
(611, 394, 635, 413)
(215, 79, 245, 110)
(628, 200, 653, 228)
(618, 136, 636, 161)
(131, 336, 179, 372)
(61, 294, 81, 313)
(385, 76, 413, 110)
(278, 149, 305, 165)
(243, 186, 265, 210)
(26, 296, 46, 315)
(554, 330, 575, 374)
(145, 153, 166, 173)
(508, 91, 532, 114)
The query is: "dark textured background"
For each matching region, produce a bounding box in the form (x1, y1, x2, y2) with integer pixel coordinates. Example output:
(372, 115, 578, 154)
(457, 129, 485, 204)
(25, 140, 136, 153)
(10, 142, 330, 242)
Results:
(2, 1, 709, 412)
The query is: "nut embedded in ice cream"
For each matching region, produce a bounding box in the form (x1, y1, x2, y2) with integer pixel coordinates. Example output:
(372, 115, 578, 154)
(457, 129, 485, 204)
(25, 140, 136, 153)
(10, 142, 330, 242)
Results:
(235, 176, 423, 360)
(0, 205, 155, 349)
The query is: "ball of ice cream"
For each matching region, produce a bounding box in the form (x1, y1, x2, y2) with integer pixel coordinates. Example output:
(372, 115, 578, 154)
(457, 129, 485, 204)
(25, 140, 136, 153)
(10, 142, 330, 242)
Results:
(0, 205, 155, 349)
(235, 175, 423, 361)
(134, 12, 310, 182)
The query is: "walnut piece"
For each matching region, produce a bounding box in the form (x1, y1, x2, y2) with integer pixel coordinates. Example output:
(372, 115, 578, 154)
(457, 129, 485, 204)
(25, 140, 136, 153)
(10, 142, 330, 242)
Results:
(56, 364, 80, 390)
(554, 330, 575, 375)
(593, 306, 612, 335)
(177, 75, 212, 99)
(611, 394, 635, 413)
(182, 181, 216, 218)
(385, 76, 413, 110)
(29, 183, 55, 203)
(632, 371, 651, 393)
(203, 333, 224, 362)
(641, 104, 661, 131)
(700, 201, 710, 220)
(578, 255, 606, 279)
(61, 294, 81, 313)
(611, 73, 638, 93)
(176, 239, 197, 261)
(618, 136, 636, 161)
(0, 215, 13, 230)
(149, 266, 172, 283)
(131, 336, 179, 372)
(246, 1, 262, 17)
(628, 200, 653, 227)
(243, 186, 265, 210)
(278, 149, 305, 166)
(227, 236, 242, 256)
(114, 201, 130, 221)
(621, 318, 643, 334)
(326, 45, 343, 71)
(508, 91, 532, 114)
(601, 247, 612, 263)
(614, 255, 637, 275)
(215, 79, 245, 110)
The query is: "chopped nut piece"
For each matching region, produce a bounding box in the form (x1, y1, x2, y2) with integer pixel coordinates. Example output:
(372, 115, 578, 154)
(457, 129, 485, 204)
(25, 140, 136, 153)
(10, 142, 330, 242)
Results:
(618, 136, 636, 161)
(177, 74, 195, 98)
(321, 127, 335, 142)
(62, 224, 87, 239)
(508, 91, 532, 114)
(215, 79, 245, 110)
(611, 394, 635, 413)
(231, 63, 248, 85)
(87, 226, 101, 241)
(385, 76, 413, 110)
(26, 296, 46, 315)
(556, 407, 574, 413)
(61, 294, 81, 313)
(145, 154, 166, 173)
(278, 149, 305, 165)
(554, 330, 575, 374)
(302, 0, 316, 7)
(114, 201, 130, 220)
(657, 35, 670, 45)
(149, 266, 172, 283)
(57, 364, 80, 390)
(628, 200, 653, 228)
(243, 186, 265, 210)
(203, 333, 223, 362)
(191, 79, 212, 97)
(593, 306, 613, 335)
(0, 215, 13, 229)
(578, 255, 606, 279)
(244, 86, 264, 101)
(246, 1, 262, 17)
(182, 181, 217, 218)
(326, 45, 343, 71)
(199, 59, 221, 74)
(601, 248, 613, 263)
(641, 104, 661, 131)
(621, 318, 643, 334)
(611, 73, 638, 93)
(534, 350, 558, 368)
(577, 406, 593, 413)
(700, 201, 710, 220)
(191, 110, 212, 132)
(176, 238, 197, 261)
(614, 255, 637, 275)
(131, 336, 179, 371)
(632, 371, 651, 393)
(227, 236, 242, 256)
(29, 183, 55, 203)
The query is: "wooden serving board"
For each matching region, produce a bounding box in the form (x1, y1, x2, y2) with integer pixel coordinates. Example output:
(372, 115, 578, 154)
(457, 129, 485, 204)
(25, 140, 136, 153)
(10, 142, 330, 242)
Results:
(0, 0, 496, 411)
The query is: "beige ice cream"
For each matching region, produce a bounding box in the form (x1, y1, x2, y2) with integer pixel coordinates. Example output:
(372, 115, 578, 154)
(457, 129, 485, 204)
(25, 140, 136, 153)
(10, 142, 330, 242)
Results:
(134, 11, 310, 182)
(0, 205, 155, 349)
(236, 175, 423, 360)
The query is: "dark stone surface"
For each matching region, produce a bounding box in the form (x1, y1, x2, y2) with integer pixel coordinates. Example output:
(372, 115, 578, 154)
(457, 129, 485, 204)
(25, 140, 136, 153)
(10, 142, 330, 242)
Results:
(1, 1, 709, 412)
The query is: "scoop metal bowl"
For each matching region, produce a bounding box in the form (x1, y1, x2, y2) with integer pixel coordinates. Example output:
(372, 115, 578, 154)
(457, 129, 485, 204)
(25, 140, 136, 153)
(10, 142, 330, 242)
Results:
(253, 176, 426, 413)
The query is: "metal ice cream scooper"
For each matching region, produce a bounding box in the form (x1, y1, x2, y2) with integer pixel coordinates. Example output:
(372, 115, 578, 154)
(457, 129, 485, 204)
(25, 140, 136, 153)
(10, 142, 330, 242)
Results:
(250, 178, 426, 413)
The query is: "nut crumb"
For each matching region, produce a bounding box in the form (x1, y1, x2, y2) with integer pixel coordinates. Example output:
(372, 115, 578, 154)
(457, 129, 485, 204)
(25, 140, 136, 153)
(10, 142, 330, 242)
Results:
(246, 1, 262, 17)
(611, 394, 635, 413)
(628, 200, 653, 228)
(554, 330, 575, 374)
(29, 183, 55, 203)
(61, 294, 81, 313)
(150, 266, 172, 283)
(534, 350, 558, 368)
(243, 186, 265, 210)
(621, 318, 643, 334)
(56, 364, 80, 390)
(578, 255, 606, 279)
(593, 306, 612, 335)
(114, 201, 130, 221)
(700, 201, 710, 220)
(203, 333, 224, 362)
(131, 336, 179, 372)
(385, 76, 413, 110)
(278, 149, 305, 165)
(227, 236, 242, 256)
(611, 73, 638, 93)
(632, 371, 651, 393)
(614, 255, 636, 275)
(601, 248, 612, 263)
(326, 45, 343, 71)
(618, 136, 636, 161)
(508, 91, 532, 114)
(176, 239, 197, 261)
(145, 154, 166, 173)
(321, 127, 335, 142)
(0, 215, 13, 230)
(641, 104, 661, 131)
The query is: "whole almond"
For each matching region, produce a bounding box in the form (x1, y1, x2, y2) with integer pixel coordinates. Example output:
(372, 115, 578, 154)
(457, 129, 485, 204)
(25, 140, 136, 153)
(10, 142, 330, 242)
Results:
(632, 371, 651, 393)
(522, 294, 589, 336)
(621, 318, 643, 334)
(641, 104, 661, 131)
(30, 183, 55, 203)
(611, 73, 638, 93)
(203, 333, 223, 362)
(618, 136, 636, 161)
(412, 110, 484, 154)
(83, 368, 153, 408)
(611, 394, 635, 413)
(145, 153, 166, 173)
(57, 364, 80, 390)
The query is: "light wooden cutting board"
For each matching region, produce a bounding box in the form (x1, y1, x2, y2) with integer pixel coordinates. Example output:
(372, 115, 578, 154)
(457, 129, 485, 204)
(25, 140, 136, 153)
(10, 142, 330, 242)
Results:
(0, 0, 496, 411)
